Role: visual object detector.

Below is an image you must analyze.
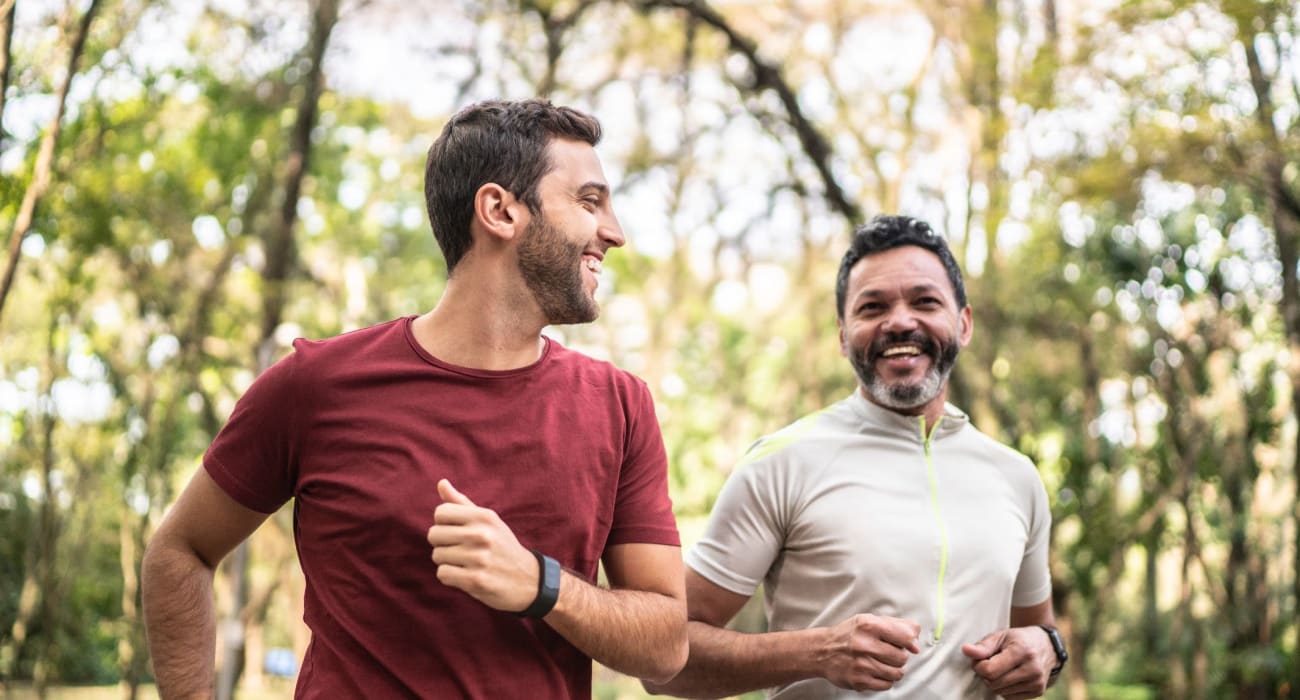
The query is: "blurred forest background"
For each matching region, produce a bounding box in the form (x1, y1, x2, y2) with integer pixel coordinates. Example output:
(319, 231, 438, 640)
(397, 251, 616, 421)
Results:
(0, 0, 1297, 698)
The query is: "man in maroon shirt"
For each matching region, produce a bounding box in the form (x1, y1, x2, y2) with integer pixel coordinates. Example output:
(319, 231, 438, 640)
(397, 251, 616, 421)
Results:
(141, 99, 688, 698)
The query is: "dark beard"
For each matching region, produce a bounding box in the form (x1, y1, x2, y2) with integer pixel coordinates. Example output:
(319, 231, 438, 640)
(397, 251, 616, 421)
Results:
(850, 330, 960, 411)
(517, 214, 598, 325)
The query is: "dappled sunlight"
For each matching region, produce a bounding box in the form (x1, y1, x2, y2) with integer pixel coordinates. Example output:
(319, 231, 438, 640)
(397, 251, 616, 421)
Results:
(0, 0, 1297, 697)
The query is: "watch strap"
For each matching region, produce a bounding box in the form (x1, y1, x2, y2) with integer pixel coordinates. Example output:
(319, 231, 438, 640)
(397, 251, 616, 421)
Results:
(517, 550, 561, 618)
(1038, 624, 1068, 676)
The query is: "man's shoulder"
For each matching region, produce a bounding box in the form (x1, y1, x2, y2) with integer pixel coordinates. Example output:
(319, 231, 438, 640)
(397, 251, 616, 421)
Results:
(952, 420, 1040, 482)
(736, 398, 854, 470)
(962, 423, 1033, 459)
(291, 317, 409, 357)
(545, 337, 650, 394)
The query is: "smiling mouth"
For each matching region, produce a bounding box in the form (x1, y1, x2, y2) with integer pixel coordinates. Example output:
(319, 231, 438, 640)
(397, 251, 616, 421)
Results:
(880, 344, 922, 358)
(583, 256, 602, 274)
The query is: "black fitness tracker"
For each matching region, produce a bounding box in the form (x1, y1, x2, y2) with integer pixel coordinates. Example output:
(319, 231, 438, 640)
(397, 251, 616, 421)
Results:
(1038, 624, 1069, 677)
(517, 549, 561, 618)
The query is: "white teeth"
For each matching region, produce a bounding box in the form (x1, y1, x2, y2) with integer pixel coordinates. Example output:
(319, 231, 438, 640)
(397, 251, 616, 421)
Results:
(881, 345, 921, 357)
(584, 258, 602, 274)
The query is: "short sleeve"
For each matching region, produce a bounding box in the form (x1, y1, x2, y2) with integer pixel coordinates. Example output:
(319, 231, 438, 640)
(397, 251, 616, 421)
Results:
(685, 454, 788, 597)
(203, 347, 305, 514)
(605, 378, 680, 548)
(1011, 466, 1053, 607)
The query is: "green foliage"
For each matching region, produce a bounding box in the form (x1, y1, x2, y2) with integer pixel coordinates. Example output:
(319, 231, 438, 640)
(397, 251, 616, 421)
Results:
(1, 0, 1298, 697)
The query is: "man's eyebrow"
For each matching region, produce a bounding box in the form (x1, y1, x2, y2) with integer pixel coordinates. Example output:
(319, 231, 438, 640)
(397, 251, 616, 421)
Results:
(854, 282, 945, 298)
(577, 182, 609, 195)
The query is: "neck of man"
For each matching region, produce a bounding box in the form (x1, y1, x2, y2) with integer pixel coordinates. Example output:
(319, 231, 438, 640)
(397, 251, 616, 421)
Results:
(919, 402, 945, 435)
(412, 261, 550, 371)
(858, 385, 949, 435)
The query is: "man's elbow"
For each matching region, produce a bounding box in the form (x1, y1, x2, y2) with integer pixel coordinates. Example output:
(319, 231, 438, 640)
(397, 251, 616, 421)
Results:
(660, 637, 691, 681)
(643, 634, 689, 685)
(642, 677, 672, 696)
(640, 648, 695, 697)
(640, 662, 684, 690)
(641, 662, 689, 697)
(140, 535, 171, 593)
(140, 531, 216, 596)
(635, 610, 689, 686)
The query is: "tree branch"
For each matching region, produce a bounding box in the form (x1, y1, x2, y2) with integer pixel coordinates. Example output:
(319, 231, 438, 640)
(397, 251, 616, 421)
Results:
(256, 0, 340, 371)
(635, 0, 861, 223)
(0, 0, 102, 328)
(0, 0, 17, 148)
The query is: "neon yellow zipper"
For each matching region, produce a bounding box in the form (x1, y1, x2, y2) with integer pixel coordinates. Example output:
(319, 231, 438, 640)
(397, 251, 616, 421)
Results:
(921, 415, 949, 642)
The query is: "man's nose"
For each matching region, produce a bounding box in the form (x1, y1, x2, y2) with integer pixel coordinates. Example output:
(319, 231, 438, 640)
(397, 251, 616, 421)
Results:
(598, 208, 625, 249)
(881, 305, 919, 332)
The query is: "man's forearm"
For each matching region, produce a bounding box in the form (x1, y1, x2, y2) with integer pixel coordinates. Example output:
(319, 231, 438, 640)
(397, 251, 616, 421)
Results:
(644, 620, 826, 698)
(141, 537, 219, 699)
(543, 571, 688, 684)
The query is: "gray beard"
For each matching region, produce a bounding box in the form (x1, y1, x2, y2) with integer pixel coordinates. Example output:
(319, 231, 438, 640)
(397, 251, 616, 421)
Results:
(862, 360, 951, 411)
(849, 333, 960, 412)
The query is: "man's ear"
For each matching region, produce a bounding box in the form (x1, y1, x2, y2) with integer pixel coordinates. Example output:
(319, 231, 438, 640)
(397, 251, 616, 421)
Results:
(837, 317, 848, 357)
(473, 183, 526, 242)
(958, 305, 974, 348)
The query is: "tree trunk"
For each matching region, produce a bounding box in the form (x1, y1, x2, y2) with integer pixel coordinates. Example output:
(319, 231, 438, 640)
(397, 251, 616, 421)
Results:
(117, 509, 144, 700)
(113, 416, 153, 700)
(0, 0, 16, 149)
(1063, 330, 1101, 698)
(0, 0, 100, 326)
(1, 572, 40, 694)
(1223, 451, 1266, 697)
(1242, 32, 1300, 696)
(1052, 590, 1087, 700)
(11, 321, 62, 700)
(1140, 518, 1163, 687)
(216, 1, 339, 696)
(1168, 514, 1191, 697)
(31, 333, 57, 700)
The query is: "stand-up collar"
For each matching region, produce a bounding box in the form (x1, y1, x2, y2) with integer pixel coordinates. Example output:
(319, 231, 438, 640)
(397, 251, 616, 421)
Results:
(846, 389, 969, 442)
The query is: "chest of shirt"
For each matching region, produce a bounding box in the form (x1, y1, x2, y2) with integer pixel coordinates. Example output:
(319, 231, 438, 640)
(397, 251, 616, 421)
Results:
(290, 375, 630, 577)
(782, 439, 1030, 600)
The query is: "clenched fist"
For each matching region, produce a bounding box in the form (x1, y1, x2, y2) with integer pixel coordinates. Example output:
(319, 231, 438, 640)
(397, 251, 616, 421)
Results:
(819, 613, 921, 692)
(427, 479, 540, 613)
(961, 626, 1056, 699)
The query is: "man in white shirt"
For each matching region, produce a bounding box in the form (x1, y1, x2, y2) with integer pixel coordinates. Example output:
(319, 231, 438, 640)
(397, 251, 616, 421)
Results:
(646, 215, 1067, 699)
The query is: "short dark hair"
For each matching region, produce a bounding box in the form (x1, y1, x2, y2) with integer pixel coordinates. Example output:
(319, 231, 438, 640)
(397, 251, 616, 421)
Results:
(424, 99, 602, 273)
(835, 215, 967, 319)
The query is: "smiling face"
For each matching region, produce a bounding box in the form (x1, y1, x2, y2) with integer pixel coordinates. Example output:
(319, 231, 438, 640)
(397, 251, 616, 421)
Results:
(838, 245, 973, 420)
(517, 137, 625, 325)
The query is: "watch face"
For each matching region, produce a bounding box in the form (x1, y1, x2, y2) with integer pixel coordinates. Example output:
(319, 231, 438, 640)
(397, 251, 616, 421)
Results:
(1051, 630, 1067, 657)
(1040, 625, 1068, 672)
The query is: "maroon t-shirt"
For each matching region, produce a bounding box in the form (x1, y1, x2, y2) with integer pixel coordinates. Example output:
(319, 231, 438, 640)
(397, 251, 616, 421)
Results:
(204, 317, 680, 699)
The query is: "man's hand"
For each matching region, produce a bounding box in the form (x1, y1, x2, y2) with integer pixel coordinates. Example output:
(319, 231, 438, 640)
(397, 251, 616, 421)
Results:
(427, 479, 539, 613)
(961, 626, 1057, 699)
(819, 613, 921, 692)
